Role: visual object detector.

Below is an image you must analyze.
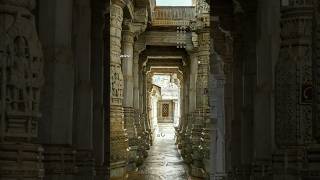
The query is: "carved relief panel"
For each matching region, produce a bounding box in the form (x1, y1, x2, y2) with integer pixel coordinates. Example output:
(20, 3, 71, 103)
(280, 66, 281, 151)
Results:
(313, 0, 320, 143)
(275, 2, 315, 147)
(0, 0, 44, 142)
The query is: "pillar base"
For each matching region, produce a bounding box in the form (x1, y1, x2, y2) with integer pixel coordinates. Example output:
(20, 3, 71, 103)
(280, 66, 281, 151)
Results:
(75, 149, 95, 179)
(94, 165, 108, 180)
(127, 146, 138, 171)
(43, 145, 77, 175)
(110, 161, 128, 180)
(0, 143, 44, 180)
(190, 164, 206, 178)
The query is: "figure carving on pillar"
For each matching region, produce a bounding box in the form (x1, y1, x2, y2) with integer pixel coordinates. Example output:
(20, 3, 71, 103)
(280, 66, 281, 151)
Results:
(0, 0, 44, 179)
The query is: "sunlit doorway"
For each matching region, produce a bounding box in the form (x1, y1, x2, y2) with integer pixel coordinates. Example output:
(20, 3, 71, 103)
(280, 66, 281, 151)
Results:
(150, 74, 181, 141)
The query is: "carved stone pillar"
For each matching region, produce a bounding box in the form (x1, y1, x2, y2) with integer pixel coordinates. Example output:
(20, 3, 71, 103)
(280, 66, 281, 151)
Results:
(133, 41, 147, 164)
(139, 67, 151, 152)
(72, 0, 95, 178)
(191, 29, 211, 178)
(91, 0, 107, 179)
(189, 52, 198, 113)
(180, 52, 197, 164)
(190, 11, 211, 177)
(110, 1, 128, 179)
(121, 21, 138, 171)
(313, 0, 320, 144)
(176, 72, 187, 150)
(146, 72, 153, 145)
(37, 0, 77, 178)
(210, 50, 226, 179)
(312, 5, 320, 178)
(273, 1, 314, 179)
(0, 0, 44, 179)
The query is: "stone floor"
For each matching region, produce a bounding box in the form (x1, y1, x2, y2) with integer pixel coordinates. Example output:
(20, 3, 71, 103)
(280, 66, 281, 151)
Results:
(128, 123, 201, 180)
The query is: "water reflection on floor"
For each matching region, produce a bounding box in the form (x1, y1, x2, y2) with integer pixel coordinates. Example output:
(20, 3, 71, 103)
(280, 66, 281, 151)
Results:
(128, 123, 189, 180)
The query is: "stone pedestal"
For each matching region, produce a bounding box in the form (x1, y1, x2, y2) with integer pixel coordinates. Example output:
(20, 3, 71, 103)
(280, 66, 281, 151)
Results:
(94, 165, 108, 180)
(42, 145, 77, 177)
(0, 143, 44, 179)
(75, 150, 95, 179)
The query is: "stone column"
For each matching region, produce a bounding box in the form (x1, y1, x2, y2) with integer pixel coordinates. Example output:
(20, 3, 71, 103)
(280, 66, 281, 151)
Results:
(191, 28, 210, 178)
(133, 41, 146, 111)
(176, 73, 184, 150)
(38, 0, 76, 179)
(189, 52, 198, 113)
(314, 0, 320, 144)
(121, 20, 138, 171)
(0, 1, 44, 179)
(110, 1, 128, 179)
(72, 0, 95, 179)
(146, 72, 153, 145)
(210, 50, 226, 179)
(133, 42, 147, 164)
(91, 0, 107, 178)
(273, 1, 314, 180)
(189, 10, 211, 176)
(181, 52, 197, 164)
(139, 67, 150, 152)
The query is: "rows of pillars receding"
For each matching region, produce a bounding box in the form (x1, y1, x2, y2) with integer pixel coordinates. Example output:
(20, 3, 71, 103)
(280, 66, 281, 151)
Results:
(173, 0, 213, 178)
(110, 0, 153, 178)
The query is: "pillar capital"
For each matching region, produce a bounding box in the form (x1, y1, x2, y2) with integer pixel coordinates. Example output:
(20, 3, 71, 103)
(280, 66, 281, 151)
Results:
(122, 19, 147, 41)
(190, 19, 210, 33)
(122, 29, 135, 44)
(134, 41, 146, 54)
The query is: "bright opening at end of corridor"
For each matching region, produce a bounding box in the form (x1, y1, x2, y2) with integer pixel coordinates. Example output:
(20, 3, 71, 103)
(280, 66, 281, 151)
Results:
(156, 0, 193, 6)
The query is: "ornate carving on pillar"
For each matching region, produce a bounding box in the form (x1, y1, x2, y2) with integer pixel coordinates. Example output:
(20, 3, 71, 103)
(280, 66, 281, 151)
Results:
(275, 0, 314, 148)
(195, 0, 210, 16)
(313, 0, 320, 143)
(189, 1, 211, 177)
(0, 0, 44, 179)
(274, 1, 318, 179)
(190, 33, 211, 179)
(110, 2, 128, 179)
(132, 8, 148, 38)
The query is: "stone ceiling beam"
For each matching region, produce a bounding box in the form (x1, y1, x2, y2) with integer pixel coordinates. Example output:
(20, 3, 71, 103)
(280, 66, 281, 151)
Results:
(141, 31, 194, 50)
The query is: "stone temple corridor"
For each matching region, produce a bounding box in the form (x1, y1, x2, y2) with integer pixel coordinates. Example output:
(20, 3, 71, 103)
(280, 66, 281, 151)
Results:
(2, 0, 320, 180)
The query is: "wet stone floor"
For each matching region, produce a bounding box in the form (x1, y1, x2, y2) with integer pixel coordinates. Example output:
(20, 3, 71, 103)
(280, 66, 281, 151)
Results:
(128, 123, 199, 180)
